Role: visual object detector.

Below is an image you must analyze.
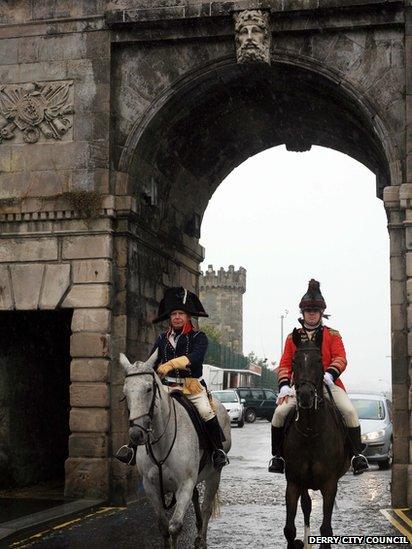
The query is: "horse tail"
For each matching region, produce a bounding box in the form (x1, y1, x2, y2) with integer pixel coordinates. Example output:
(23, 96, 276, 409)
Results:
(211, 487, 221, 518)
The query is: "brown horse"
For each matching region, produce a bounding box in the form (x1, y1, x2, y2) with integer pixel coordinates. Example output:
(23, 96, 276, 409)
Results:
(282, 336, 350, 549)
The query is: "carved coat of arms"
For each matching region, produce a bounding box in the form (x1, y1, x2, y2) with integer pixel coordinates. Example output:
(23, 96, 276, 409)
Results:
(0, 81, 74, 144)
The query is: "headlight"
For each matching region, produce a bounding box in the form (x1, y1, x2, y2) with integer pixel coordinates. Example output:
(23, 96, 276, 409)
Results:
(362, 429, 385, 442)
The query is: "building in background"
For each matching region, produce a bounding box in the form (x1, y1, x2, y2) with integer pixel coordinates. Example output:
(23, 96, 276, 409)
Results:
(199, 265, 246, 354)
(203, 363, 261, 391)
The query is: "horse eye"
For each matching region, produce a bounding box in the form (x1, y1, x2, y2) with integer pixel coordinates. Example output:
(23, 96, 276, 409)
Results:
(146, 387, 152, 393)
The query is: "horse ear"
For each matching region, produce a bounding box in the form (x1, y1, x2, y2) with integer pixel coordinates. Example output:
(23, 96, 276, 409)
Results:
(145, 349, 158, 370)
(292, 328, 301, 347)
(119, 353, 132, 374)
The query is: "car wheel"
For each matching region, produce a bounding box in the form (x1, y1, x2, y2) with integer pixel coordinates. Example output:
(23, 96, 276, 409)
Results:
(237, 417, 244, 428)
(265, 416, 272, 422)
(245, 408, 256, 423)
(378, 440, 393, 470)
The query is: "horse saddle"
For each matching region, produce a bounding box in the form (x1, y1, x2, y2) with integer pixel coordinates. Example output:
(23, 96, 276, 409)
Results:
(284, 399, 348, 441)
(170, 390, 211, 450)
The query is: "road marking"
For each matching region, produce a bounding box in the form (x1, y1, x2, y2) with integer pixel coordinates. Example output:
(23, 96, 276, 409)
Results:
(394, 508, 412, 530)
(51, 517, 82, 530)
(9, 506, 126, 547)
(380, 509, 412, 543)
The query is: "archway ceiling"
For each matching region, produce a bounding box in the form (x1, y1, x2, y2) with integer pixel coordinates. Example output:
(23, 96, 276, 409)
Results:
(130, 62, 389, 224)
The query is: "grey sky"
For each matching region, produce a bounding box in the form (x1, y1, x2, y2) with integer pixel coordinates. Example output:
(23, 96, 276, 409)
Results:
(200, 146, 391, 393)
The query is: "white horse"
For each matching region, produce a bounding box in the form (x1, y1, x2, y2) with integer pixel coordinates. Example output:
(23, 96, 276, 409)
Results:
(120, 351, 231, 549)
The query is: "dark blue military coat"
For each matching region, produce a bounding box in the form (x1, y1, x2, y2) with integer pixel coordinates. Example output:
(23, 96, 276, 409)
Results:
(151, 330, 208, 379)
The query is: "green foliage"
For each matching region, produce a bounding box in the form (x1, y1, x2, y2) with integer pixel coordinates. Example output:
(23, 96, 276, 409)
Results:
(201, 324, 222, 344)
(260, 364, 278, 391)
(248, 351, 278, 391)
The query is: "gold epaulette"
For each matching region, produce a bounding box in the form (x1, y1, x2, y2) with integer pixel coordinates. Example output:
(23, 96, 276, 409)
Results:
(328, 327, 341, 337)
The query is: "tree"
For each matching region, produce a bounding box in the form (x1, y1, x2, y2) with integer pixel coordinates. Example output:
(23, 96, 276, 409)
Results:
(201, 324, 222, 344)
(248, 351, 278, 391)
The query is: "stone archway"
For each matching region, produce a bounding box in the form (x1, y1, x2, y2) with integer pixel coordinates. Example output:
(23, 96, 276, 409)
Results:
(115, 53, 407, 505)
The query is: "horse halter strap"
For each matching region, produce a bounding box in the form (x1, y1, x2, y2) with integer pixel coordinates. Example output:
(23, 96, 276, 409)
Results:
(125, 370, 178, 511)
(125, 371, 159, 429)
(295, 380, 323, 411)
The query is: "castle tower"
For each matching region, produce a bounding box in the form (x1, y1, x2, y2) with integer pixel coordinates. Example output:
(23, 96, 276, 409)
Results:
(199, 265, 246, 354)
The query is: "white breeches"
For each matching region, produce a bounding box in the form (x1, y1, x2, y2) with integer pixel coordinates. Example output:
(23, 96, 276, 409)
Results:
(165, 385, 215, 422)
(271, 384, 359, 428)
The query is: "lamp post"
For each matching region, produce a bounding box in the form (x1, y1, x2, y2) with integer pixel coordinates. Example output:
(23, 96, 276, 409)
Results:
(280, 309, 289, 351)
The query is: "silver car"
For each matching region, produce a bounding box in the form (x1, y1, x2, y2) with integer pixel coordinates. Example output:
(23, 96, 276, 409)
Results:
(212, 389, 245, 428)
(348, 392, 393, 469)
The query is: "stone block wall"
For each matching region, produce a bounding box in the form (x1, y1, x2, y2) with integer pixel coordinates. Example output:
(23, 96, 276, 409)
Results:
(0, 13, 110, 200)
(0, 198, 115, 498)
(0, 0, 409, 506)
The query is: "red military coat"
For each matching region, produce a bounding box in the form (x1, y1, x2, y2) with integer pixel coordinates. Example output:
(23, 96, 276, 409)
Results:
(277, 326, 347, 391)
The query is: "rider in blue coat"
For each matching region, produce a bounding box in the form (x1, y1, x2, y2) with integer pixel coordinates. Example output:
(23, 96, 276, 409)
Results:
(116, 287, 229, 470)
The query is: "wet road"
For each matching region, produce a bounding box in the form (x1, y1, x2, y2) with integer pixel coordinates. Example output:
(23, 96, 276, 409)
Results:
(13, 422, 406, 549)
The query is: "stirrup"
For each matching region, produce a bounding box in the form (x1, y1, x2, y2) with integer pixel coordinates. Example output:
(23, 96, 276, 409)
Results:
(351, 454, 369, 475)
(115, 445, 135, 465)
(268, 456, 285, 474)
(212, 449, 229, 470)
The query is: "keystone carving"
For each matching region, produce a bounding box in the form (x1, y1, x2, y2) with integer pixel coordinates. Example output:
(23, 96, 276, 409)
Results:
(0, 81, 74, 144)
(234, 10, 271, 65)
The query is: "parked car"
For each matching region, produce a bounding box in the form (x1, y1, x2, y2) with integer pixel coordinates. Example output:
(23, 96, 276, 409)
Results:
(233, 387, 277, 423)
(348, 392, 393, 469)
(212, 389, 244, 427)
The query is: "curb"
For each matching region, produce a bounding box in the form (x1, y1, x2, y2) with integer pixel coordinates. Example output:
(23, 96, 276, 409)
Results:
(0, 498, 105, 545)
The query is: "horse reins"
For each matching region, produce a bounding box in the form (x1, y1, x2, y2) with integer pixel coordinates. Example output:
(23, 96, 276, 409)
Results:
(124, 370, 178, 510)
(294, 379, 324, 438)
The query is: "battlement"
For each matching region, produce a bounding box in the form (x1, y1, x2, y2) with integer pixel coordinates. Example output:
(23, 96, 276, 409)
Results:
(200, 264, 246, 293)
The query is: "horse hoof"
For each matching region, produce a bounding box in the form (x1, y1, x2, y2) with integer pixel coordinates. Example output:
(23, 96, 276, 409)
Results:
(194, 538, 206, 549)
(294, 541, 304, 548)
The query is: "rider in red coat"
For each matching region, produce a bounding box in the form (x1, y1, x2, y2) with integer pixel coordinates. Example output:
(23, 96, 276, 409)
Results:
(269, 279, 369, 475)
(278, 324, 347, 392)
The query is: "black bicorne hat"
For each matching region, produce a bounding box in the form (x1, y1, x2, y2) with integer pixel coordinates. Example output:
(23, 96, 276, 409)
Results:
(152, 286, 209, 324)
(299, 279, 327, 311)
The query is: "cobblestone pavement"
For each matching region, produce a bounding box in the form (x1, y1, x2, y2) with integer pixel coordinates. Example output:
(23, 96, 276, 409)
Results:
(14, 422, 407, 549)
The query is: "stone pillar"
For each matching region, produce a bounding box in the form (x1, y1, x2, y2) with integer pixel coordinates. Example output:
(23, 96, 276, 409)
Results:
(384, 186, 409, 507)
(62, 236, 113, 500)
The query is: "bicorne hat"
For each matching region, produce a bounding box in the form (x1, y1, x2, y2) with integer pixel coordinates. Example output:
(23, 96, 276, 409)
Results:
(299, 279, 327, 311)
(153, 287, 209, 324)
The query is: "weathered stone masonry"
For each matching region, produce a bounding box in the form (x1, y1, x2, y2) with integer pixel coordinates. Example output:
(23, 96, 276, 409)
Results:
(0, 1, 410, 506)
(200, 265, 246, 354)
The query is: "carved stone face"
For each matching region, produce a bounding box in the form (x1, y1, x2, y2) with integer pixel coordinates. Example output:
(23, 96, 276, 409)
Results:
(238, 23, 265, 51)
(234, 10, 270, 65)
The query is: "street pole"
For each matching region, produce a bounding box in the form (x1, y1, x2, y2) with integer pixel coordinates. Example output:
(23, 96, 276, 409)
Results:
(280, 309, 289, 351)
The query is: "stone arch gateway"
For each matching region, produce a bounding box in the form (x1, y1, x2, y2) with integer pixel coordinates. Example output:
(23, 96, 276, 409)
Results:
(0, 1, 410, 506)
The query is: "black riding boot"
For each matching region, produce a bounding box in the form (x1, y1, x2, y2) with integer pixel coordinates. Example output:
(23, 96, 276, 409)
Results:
(205, 416, 229, 471)
(347, 426, 369, 475)
(268, 426, 285, 474)
(115, 443, 137, 465)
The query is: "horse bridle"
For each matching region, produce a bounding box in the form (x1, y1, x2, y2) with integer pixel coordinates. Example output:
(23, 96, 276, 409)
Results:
(294, 380, 323, 411)
(123, 369, 178, 511)
(124, 370, 174, 445)
(124, 372, 161, 435)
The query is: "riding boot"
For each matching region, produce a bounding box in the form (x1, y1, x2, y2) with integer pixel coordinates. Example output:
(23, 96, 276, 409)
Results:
(115, 443, 137, 465)
(268, 426, 285, 474)
(205, 416, 229, 471)
(347, 426, 369, 475)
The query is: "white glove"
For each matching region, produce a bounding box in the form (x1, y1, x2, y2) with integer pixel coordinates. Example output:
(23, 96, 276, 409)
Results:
(323, 372, 334, 387)
(276, 385, 295, 404)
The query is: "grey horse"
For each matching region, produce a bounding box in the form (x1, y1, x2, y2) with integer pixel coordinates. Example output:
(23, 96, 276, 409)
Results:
(120, 351, 231, 549)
